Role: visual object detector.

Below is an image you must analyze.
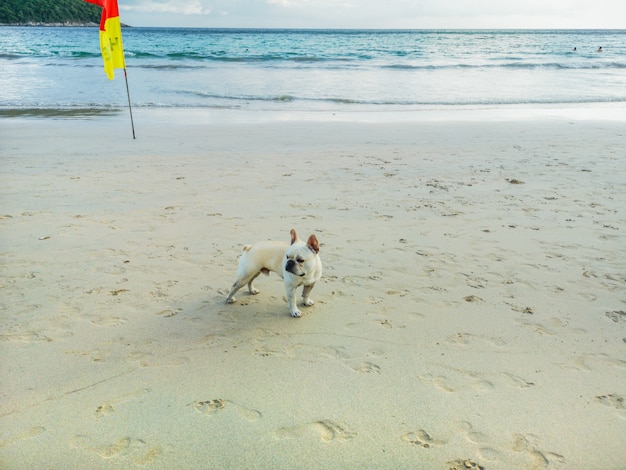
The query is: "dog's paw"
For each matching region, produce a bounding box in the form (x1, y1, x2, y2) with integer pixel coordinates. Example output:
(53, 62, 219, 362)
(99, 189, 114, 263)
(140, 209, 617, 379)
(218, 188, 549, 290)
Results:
(226, 296, 236, 304)
(303, 298, 315, 307)
(290, 309, 302, 318)
(249, 288, 260, 295)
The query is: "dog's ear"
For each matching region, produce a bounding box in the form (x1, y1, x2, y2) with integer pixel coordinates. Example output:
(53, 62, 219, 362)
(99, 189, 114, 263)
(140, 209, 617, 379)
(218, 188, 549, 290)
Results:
(307, 234, 320, 254)
(290, 229, 299, 245)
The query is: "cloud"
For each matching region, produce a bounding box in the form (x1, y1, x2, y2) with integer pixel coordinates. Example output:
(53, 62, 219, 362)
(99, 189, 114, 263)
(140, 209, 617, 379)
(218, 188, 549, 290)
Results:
(117, 0, 626, 28)
(265, 0, 355, 8)
(265, 0, 307, 6)
(121, 0, 212, 16)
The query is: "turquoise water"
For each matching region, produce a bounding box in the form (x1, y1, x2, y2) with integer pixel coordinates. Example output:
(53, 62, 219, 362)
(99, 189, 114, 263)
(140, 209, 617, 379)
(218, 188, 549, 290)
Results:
(1, 27, 625, 111)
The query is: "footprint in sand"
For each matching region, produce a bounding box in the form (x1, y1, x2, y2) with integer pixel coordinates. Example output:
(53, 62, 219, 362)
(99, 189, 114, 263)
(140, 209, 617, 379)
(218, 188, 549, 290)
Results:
(0, 331, 53, 344)
(191, 399, 261, 422)
(508, 303, 536, 315)
(595, 393, 625, 409)
(561, 353, 626, 372)
(444, 333, 506, 348)
(419, 372, 494, 393)
(108, 289, 129, 296)
(253, 345, 294, 358)
(511, 433, 565, 468)
(0, 426, 46, 448)
(418, 367, 535, 393)
(463, 275, 489, 289)
(94, 388, 150, 420)
(453, 422, 502, 464)
(69, 435, 131, 459)
(401, 429, 446, 448)
(464, 295, 484, 303)
(193, 399, 226, 415)
(95, 404, 115, 419)
(276, 420, 356, 442)
(595, 394, 626, 419)
(341, 275, 370, 285)
(351, 362, 382, 374)
(324, 347, 383, 375)
(606, 310, 626, 323)
(517, 317, 578, 336)
(90, 316, 128, 327)
(199, 333, 227, 346)
(65, 348, 106, 363)
(156, 308, 182, 318)
(123, 344, 189, 368)
(446, 459, 485, 470)
(386, 289, 409, 297)
(0, 326, 74, 344)
(69, 435, 164, 464)
(419, 374, 457, 393)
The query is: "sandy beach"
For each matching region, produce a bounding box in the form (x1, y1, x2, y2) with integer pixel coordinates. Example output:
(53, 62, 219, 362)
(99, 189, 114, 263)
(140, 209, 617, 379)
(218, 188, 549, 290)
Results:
(1, 108, 625, 469)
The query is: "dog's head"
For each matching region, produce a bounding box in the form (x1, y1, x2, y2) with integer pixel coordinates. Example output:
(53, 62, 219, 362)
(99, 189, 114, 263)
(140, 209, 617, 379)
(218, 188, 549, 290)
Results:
(284, 229, 320, 277)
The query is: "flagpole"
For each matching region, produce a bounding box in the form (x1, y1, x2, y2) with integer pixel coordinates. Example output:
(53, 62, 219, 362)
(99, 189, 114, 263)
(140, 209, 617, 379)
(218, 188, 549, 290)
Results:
(123, 68, 136, 139)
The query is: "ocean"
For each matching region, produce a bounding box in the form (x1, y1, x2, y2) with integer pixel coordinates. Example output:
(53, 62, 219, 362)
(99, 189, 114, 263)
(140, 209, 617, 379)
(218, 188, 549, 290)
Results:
(1, 27, 625, 113)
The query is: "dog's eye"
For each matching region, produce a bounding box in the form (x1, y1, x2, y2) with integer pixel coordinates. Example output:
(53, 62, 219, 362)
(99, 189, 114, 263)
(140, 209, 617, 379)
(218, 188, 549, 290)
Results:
(297, 258, 304, 263)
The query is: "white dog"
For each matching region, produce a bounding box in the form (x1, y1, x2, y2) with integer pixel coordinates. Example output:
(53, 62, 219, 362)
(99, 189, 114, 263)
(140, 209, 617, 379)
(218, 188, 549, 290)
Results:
(225, 229, 322, 317)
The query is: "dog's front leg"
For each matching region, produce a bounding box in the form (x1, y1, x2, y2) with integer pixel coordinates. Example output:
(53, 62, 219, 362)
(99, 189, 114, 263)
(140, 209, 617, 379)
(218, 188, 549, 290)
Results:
(285, 285, 301, 318)
(302, 284, 315, 307)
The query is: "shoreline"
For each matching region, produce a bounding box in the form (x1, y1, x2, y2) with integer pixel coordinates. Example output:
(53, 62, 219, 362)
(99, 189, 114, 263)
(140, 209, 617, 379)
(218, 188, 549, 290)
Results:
(1, 112, 625, 469)
(2, 101, 626, 123)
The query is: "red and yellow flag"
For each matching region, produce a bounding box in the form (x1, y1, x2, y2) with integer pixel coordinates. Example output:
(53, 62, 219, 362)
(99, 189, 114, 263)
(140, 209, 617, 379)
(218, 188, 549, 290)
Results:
(85, 0, 126, 80)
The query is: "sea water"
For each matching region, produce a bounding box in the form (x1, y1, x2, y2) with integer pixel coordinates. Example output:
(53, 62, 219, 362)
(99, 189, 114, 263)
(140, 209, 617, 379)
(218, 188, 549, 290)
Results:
(1, 27, 625, 113)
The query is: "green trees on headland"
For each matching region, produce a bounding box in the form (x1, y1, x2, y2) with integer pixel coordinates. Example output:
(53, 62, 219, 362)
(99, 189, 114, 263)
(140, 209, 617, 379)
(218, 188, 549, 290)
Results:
(0, 0, 101, 25)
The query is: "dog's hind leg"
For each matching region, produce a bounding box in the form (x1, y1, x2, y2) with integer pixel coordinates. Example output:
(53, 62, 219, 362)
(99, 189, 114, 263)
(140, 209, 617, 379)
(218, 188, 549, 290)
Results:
(247, 271, 262, 295)
(226, 270, 265, 304)
(225, 279, 244, 304)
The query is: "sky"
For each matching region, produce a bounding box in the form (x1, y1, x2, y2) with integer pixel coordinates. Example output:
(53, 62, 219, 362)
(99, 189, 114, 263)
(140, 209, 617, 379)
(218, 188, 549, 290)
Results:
(117, 0, 626, 29)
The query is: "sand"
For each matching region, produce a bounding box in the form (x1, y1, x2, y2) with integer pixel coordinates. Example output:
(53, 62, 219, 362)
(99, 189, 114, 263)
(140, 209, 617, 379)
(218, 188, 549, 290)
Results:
(1, 108, 625, 469)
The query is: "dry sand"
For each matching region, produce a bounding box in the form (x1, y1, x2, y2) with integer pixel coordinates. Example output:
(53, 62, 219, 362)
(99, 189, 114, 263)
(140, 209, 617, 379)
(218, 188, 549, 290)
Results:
(1, 109, 625, 469)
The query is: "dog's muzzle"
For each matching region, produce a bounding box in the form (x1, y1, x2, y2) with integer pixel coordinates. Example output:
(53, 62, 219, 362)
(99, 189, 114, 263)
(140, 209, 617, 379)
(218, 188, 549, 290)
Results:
(285, 260, 304, 276)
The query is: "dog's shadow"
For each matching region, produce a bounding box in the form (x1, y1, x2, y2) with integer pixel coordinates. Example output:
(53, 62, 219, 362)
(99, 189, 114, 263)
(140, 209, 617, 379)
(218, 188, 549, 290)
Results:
(173, 286, 305, 340)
